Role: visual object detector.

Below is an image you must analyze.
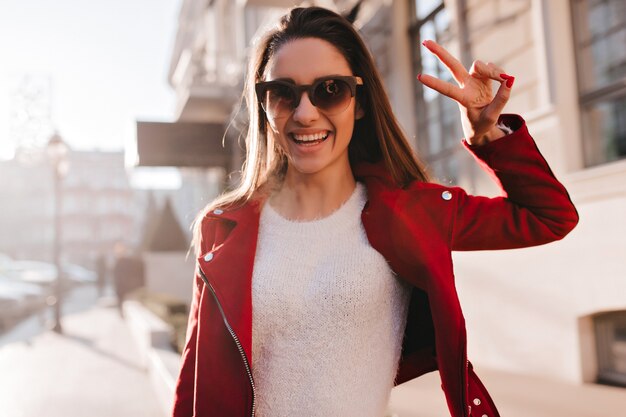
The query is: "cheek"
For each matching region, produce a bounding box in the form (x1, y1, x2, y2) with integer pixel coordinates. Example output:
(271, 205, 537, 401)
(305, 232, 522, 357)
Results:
(267, 123, 290, 152)
(267, 120, 285, 141)
(336, 115, 356, 140)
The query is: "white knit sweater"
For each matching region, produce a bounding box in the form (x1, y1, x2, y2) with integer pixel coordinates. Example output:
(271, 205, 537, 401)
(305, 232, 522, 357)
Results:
(251, 182, 413, 417)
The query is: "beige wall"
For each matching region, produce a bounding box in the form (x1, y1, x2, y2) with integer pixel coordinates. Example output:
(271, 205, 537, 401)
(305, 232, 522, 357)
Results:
(374, 0, 626, 384)
(143, 252, 196, 305)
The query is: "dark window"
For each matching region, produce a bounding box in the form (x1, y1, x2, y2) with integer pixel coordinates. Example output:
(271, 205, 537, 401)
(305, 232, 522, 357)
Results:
(409, 1, 464, 185)
(594, 311, 626, 387)
(571, 0, 626, 167)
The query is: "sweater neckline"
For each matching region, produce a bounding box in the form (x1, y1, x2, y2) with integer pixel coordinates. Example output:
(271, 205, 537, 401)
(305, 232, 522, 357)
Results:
(263, 182, 366, 228)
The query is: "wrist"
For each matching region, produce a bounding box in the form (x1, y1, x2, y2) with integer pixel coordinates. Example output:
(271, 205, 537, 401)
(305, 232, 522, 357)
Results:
(468, 126, 505, 146)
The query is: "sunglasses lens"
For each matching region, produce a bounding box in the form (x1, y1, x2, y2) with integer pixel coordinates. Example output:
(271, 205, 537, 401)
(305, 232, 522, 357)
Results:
(262, 84, 296, 118)
(313, 79, 352, 114)
(258, 78, 357, 118)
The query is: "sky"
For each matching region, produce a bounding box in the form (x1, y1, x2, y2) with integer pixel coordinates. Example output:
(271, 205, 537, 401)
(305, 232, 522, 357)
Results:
(0, 0, 182, 160)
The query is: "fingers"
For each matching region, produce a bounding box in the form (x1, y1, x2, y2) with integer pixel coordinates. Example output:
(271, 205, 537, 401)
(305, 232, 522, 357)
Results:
(469, 60, 514, 118)
(422, 40, 468, 85)
(417, 73, 464, 103)
(484, 77, 513, 122)
(469, 60, 504, 81)
(469, 60, 515, 86)
(418, 42, 516, 120)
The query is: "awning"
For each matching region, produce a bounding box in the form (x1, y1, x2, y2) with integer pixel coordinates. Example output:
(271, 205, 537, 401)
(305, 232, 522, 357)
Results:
(135, 121, 230, 168)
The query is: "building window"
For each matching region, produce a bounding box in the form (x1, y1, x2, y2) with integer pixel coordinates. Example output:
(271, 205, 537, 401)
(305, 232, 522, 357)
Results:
(594, 311, 626, 386)
(571, 0, 626, 167)
(409, 0, 464, 185)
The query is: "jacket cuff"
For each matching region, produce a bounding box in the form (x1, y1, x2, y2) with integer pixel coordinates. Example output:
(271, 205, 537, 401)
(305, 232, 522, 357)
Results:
(460, 114, 529, 158)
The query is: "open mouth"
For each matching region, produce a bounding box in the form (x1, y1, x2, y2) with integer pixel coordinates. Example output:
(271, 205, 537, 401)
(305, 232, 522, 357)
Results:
(289, 131, 331, 147)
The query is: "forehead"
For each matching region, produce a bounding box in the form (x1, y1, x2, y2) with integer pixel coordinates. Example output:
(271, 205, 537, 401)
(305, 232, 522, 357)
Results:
(265, 37, 353, 83)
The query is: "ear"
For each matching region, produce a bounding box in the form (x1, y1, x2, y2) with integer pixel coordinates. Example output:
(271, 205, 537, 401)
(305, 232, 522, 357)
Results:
(355, 101, 365, 120)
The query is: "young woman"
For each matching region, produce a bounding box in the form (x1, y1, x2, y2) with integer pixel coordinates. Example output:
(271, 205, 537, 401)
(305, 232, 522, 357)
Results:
(172, 6, 578, 417)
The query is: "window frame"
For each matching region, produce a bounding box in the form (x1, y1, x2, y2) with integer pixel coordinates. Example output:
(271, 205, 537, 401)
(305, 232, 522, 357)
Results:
(594, 310, 626, 387)
(408, 1, 468, 185)
(570, 0, 626, 167)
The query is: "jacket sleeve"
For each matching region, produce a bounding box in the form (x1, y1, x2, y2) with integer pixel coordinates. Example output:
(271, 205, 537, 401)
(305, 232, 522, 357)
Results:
(450, 114, 579, 251)
(172, 218, 215, 417)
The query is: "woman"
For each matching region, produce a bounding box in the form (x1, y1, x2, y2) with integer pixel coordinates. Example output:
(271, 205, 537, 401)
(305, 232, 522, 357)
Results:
(173, 6, 578, 417)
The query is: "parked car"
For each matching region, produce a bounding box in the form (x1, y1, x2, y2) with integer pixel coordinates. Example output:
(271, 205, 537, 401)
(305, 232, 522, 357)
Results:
(5, 261, 56, 284)
(1, 260, 96, 286)
(63, 263, 97, 284)
(0, 276, 47, 330)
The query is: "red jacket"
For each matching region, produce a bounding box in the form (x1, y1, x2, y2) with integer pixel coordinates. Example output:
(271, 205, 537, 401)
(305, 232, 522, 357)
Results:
(172, 115, 579, 417)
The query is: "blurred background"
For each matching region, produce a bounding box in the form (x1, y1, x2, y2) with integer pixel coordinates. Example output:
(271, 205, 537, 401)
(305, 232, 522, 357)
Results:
(0, 0, 624, 416)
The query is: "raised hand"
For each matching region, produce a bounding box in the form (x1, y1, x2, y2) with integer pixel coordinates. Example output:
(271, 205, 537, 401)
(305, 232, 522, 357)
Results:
(417, 39, 515, 146)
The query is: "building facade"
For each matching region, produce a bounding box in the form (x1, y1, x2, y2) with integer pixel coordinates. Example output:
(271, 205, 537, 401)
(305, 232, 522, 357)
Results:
(163, 0, 626, 387)
(0, 150, 144, 268)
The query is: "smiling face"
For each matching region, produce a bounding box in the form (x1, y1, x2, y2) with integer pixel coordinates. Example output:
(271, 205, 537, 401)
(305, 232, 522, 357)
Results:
(263, 37, 364, 182)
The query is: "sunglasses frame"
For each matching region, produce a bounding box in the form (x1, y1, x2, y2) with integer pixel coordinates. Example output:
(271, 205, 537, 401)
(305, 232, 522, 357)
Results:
(255, 75, 364, 118)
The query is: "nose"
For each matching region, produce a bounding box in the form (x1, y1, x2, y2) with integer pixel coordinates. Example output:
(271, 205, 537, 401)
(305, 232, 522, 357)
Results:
(292, 91, 320, 124)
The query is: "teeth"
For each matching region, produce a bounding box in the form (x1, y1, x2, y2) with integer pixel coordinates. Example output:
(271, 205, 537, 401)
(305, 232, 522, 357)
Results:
(292, 132, 329, 142)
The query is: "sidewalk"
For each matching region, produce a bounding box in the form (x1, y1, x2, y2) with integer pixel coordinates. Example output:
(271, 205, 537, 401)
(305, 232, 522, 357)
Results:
(1, 286, 624, 417)
(0, 286, 166, 417)
(388, 362, 626, 417)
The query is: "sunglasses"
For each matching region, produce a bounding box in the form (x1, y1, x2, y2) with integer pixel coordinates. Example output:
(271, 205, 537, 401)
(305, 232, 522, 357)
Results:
(255, 75, 363, 119)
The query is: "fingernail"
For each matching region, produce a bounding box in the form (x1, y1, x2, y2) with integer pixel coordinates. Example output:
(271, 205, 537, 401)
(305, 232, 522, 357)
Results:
(417, 73, 422, 81)
(500, 73, 515, 88)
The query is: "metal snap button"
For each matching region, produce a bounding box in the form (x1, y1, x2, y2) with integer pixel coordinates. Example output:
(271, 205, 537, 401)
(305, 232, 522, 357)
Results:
(213, 209, 224, 215)
(441, 190, 452, 200)
(473, 398, 481, 406)
(203, 252, 214, 262)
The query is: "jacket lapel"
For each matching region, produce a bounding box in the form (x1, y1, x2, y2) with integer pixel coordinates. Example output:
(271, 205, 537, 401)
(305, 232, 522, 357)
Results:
(197, 198, 263, 362)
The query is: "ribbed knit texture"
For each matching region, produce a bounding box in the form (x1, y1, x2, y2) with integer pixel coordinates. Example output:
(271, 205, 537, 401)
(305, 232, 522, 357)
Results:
(251, 182, 413, 417)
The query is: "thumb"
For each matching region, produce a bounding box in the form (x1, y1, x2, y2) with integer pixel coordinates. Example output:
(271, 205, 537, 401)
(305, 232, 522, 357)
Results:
(484, 75, 513, 122)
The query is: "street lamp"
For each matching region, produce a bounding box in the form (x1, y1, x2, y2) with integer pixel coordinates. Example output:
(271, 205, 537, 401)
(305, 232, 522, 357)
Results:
(46, 131, 69, 333)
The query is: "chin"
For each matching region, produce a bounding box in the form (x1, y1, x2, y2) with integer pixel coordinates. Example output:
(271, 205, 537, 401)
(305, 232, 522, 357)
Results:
(289, 161, 329, 176)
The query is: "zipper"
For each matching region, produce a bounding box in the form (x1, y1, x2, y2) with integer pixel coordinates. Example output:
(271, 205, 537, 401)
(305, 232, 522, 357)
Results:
(460, 336, 469, 417)
(198, 266, 256, 417)
(464, 358, 470, 417)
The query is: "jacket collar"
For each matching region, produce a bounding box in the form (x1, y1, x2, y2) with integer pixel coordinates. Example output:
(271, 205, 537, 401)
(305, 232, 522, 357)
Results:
(353, 160, 398, 189)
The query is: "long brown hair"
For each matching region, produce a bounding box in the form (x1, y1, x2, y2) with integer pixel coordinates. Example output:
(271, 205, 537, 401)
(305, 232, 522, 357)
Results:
(190, 6, 430, 254)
